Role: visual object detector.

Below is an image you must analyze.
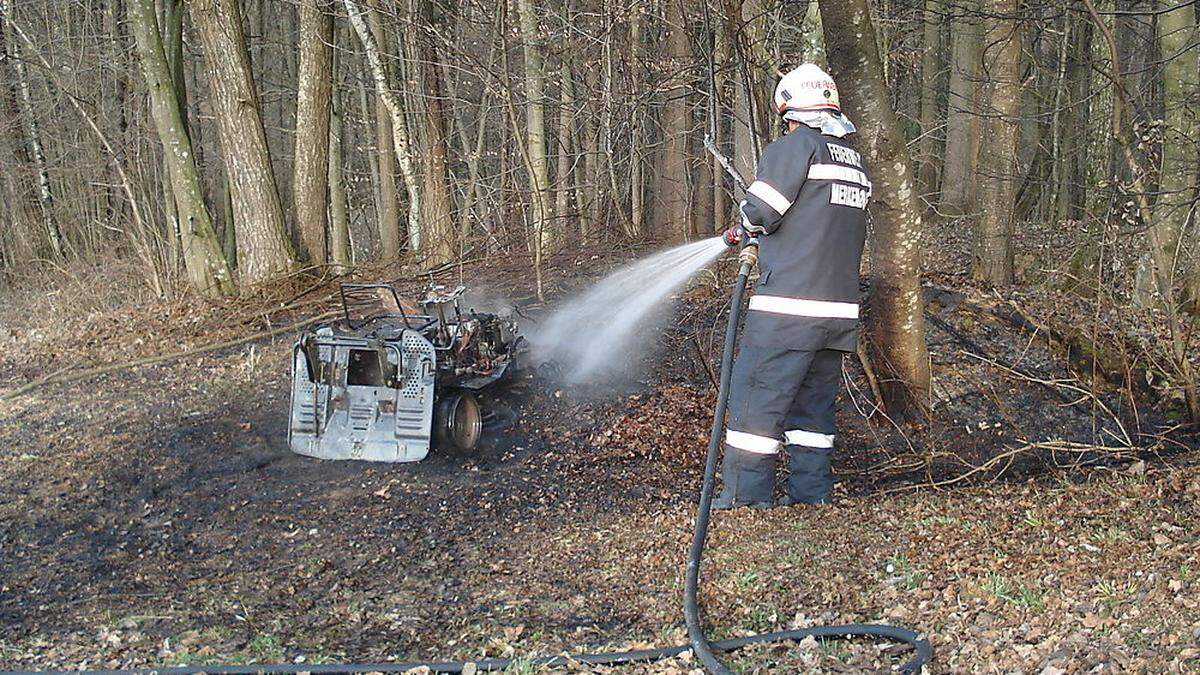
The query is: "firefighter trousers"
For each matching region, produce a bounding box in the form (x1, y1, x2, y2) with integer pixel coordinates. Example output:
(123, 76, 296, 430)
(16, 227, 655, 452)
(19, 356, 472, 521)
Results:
(719, 345, 843, 505)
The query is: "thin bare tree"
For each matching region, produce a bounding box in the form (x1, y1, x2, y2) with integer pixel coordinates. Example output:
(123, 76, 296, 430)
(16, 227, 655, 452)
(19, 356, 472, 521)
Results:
(940, 0, 981, 215)
(190, 0, 296, 285)
(0, 0, 63, 259)
(343, 0, 422, 257)
(127, 0, 234, 295)
(516, 0, 552, 256)
(972, 0, 1022, 286)
(293, 0, 335, 265)
(655, 0, 693, 241)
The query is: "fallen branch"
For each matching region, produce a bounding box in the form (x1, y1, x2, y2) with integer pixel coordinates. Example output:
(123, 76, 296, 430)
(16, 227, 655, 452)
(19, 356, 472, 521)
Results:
(988, 302, 1144, 395)
(841, 356, 919, 458)
(2, 311, 339, 401)
(960, 349, 1132, 447)
(881, 439, 1143, 494)
(854, 341, 887, 411)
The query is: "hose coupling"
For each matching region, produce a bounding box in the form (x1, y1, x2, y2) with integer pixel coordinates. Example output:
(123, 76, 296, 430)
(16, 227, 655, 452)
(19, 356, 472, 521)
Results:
(738, 241, 759, 268)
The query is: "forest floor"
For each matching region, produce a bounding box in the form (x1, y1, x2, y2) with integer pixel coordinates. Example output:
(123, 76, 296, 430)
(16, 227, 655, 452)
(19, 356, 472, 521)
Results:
(1, 244, 1198, 673)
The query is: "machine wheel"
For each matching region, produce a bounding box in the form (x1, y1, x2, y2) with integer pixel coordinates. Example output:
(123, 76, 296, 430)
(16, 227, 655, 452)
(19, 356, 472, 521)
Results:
(435, 391, 483, 452)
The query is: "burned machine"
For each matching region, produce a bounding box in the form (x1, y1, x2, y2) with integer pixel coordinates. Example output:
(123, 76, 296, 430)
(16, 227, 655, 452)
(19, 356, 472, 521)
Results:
(288, 283, 523, 462)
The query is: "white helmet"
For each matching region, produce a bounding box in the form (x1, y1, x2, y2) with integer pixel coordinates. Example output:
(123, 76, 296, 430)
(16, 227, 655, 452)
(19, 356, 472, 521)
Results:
(773, 63, 841, 116)
(772, 64, 855, 137)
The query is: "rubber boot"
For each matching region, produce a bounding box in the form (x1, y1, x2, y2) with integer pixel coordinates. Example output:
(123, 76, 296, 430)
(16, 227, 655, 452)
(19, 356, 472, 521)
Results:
(782, 447, 833, 505)
(713, 449, 776, 510)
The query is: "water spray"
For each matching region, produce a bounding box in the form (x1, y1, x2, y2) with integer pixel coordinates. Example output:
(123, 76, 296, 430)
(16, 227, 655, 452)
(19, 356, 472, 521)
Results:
(529, 236, 729, 383)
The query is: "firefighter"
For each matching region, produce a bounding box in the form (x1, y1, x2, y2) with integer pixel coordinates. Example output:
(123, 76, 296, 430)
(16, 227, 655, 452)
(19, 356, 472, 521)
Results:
(714, 63, 871, 509)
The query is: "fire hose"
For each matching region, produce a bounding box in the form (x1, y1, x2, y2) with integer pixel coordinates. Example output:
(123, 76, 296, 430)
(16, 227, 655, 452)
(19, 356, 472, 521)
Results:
(86, 245, 929, 675)
(682, 247, 930, 674)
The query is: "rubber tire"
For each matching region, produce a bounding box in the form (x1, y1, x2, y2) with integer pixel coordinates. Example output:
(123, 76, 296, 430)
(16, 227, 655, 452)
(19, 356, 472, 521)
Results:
(435, 391, 483, 452)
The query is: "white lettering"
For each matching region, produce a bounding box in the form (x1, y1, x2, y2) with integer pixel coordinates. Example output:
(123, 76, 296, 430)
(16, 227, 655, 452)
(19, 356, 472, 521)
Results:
(830, 183, 869, 209)
(826, 143, 863, 167)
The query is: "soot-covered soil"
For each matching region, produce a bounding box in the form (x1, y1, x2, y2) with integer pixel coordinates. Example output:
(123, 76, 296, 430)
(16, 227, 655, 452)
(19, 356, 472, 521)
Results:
(1, 251, 1197, 673)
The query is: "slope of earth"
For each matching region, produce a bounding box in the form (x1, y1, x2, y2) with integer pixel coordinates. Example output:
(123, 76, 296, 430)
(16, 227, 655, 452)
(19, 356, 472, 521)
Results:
(0, 250, 1197, 673)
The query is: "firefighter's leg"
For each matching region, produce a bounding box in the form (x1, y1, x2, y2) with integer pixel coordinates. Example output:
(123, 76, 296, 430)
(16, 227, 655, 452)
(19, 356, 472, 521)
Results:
(781, 349, 843, 505)
(715, 346, 816, 509)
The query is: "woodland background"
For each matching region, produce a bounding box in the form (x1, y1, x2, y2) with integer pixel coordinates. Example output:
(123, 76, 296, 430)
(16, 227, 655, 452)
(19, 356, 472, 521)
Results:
(0, 0, 1198, 420)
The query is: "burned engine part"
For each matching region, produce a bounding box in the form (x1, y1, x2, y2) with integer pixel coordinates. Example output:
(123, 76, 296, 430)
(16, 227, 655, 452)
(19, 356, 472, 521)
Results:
(289, 282, 524, 462)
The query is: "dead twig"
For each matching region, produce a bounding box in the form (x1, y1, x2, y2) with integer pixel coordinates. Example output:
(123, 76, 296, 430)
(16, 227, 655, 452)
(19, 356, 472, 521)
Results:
(960, 349, 1133, 447)
(880, 439, 1141, 494)
(854, 342, 887, 411)
(690, 333, 719, 390)
(2, 311, 339, 401)
(841, 356, 919, 458)
(703, 134, 748, 191)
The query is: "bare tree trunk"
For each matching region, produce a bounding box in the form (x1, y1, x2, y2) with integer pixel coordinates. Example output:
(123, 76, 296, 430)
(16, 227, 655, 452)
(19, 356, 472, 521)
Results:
(279, 2, 299, 216)
(580, 74, 600, 243)
(158, 0, 187, 274)
(732, 0, 771, 181)
(971, 0, 1021, 287)
(1, 0, 63, 259)
(409, 0, 455, 265)
(819, 0, 932, 418)
(656, 0, 696, 241)
(1082, 0, 1199, 421)
(516, 0, 552, 258)
(343, 0, 422, 258)
(127, 0, 234, 295)
(1110, 0, 1155, 186)
(628, 1, 644, 237)
(221, 170, 236, 267)
(1115, 0, 1160, 307)
(0, 1, 30, 260)
(708, 3, 729, 234)
(1187, 251, 1200, 316)
(599, 26, 625, 239)
(328, 44, 352, 273)
(709, 116, 727, 232)
(104, 0, 131, 227)
(0, 5, 22, 260)
(917, 0, 942, 197)
(293, 0, 334, 265)
(555, 58, 576, 242)
(939, 0, 980, 215)
(800, 0, 824, 65)
(582, 67, 603, 241)
(1154, 2, 1198, 310)
(362, 10, 401, 259)
(575, 109, 593, 242)
(1054, 12, 1092, 223)
(190, 0, 296, 285)
(1056, 12, 1098, 287)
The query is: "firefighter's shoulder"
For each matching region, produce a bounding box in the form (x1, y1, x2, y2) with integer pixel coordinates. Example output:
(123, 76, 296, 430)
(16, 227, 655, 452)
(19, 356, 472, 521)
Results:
(761, 127, 819, 169)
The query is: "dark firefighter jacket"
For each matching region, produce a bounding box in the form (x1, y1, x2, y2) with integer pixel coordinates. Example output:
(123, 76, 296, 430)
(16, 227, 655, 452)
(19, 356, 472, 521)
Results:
(739, 124, 871, 352)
